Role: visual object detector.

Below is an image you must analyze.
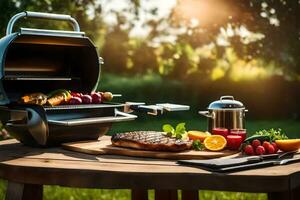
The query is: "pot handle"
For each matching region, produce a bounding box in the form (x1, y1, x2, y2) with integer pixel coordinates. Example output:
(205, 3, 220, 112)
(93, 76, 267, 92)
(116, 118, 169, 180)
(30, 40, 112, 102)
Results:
(220, 95, 234, 100)
(6, 11, 80, 35)
(198, 111, 214, 118)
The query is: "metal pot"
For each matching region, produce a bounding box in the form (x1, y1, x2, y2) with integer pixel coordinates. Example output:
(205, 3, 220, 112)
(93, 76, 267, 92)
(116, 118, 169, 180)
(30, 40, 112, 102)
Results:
(199, 96, 247, 133)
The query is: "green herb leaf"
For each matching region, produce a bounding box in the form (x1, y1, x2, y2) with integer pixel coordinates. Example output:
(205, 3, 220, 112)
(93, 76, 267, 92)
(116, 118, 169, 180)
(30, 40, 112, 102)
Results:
(162, 122, 187, 139)
(255, 128, 288, 141)
(192, 140, 205, 151)
(166, 132, 173, 137)
(176, 133, 183, 139)
(163, 124, 175, 134)
(175, 123, 186, 135)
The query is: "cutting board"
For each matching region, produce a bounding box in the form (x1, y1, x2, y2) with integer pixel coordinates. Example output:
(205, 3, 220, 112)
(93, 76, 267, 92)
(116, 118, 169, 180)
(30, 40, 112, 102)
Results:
(62, 136, 239, 160)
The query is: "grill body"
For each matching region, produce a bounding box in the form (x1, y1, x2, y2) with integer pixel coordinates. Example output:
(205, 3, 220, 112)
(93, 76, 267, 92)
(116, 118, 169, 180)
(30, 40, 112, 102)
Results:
(0, 11, 137, 146)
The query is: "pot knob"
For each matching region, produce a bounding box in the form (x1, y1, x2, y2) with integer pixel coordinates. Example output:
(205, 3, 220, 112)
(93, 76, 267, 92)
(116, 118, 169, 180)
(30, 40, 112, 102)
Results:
(220, 95, 234, 100)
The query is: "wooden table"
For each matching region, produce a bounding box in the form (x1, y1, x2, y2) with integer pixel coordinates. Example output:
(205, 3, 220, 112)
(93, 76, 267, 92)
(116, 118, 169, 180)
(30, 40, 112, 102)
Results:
(0, 137, 299, 200)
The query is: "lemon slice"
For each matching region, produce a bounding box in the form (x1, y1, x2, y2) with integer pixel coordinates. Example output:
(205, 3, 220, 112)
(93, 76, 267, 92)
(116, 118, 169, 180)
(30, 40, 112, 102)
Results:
(275, 139, 300, 152)
(188, 131, 211, 142)
(204, 135, 227, 151)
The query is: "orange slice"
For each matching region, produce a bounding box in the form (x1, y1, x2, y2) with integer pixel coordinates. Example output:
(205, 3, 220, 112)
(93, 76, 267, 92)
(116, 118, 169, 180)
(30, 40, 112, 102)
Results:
(275, 139, 300, 152)
(188, 131, 211, 142)
(204, 135, 227, 151)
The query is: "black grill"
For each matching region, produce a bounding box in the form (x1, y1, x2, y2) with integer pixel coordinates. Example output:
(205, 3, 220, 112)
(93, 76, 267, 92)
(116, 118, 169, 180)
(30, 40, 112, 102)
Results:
(0, 11, 137, 147)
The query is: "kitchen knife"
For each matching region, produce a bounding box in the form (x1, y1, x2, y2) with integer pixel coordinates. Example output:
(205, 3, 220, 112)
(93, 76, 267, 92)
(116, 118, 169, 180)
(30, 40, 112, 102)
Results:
(177, 151, 298, 169)
(214, 156, 300, 173)
(178, 157, 260, 169)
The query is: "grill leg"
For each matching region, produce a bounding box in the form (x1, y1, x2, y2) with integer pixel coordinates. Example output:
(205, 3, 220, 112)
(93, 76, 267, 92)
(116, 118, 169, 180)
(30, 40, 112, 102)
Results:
(5, 181, 43, 200)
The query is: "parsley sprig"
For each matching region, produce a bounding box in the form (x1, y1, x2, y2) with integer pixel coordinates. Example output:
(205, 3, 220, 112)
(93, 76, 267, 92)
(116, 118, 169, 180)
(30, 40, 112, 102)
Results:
(192, 140, 205, 151)
(256, 128, 288, 141)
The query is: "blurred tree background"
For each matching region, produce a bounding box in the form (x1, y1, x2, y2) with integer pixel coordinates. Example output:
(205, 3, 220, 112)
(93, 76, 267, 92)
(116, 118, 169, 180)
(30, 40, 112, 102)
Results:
(0, 0, 300, 119)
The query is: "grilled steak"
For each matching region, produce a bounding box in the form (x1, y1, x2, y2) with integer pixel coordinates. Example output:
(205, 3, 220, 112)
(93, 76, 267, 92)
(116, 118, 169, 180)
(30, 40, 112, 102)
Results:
(111, 131, 192, 152)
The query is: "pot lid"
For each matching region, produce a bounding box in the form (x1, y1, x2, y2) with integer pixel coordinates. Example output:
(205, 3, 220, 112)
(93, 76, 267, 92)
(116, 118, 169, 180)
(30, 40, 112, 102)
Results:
(208, 96, 245, 110)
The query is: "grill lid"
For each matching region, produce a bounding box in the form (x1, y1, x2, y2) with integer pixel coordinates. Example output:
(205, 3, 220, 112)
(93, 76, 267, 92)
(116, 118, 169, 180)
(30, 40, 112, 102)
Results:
(0, 11, 101, 105)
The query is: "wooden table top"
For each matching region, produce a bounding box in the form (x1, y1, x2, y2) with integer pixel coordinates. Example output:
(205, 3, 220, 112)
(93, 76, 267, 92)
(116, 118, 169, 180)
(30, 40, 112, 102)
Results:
(0, 137, 300, 193)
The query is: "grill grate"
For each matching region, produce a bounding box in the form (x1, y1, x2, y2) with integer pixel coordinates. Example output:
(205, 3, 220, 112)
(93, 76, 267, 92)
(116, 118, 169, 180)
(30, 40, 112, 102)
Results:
(44, 103, 124, 110)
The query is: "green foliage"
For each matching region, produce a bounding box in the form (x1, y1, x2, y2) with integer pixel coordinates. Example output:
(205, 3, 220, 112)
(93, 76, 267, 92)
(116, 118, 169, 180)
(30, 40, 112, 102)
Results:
(1, 0, 299, 81)
(0, 0, 104, 41)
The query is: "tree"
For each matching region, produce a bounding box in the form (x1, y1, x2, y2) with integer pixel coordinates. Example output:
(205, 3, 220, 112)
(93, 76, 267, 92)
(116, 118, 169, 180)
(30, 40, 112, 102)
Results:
(0, 0, 104, 41)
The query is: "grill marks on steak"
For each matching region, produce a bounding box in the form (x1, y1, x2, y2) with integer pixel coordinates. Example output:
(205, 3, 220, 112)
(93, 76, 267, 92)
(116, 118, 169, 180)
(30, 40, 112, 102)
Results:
(111, 131, 192, 152)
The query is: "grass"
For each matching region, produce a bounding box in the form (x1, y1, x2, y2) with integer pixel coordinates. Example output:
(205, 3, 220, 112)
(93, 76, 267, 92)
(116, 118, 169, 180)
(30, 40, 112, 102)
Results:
(1, 117, 299, 200)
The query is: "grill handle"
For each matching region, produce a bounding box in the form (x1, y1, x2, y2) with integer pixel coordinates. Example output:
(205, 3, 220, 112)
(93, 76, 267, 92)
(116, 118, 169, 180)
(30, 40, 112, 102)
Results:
(47, 110, 137, 126)
(6, 11, 80, 35)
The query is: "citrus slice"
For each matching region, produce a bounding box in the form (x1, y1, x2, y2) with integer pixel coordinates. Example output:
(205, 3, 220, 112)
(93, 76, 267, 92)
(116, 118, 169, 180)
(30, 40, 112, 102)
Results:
(203, 135, 227, 151)
(188, 131, 211, 142)
(275, 139, 300, 152)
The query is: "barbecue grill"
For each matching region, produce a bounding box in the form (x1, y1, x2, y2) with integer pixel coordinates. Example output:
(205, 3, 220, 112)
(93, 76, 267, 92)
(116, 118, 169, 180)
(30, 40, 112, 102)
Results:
(0, 11, 189, 147)
(0, 11, 140, 146)
(0, 12, 189, 146)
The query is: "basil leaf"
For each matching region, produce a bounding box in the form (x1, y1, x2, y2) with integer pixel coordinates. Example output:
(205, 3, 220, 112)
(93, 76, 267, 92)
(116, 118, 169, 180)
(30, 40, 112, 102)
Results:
(166, 132, 173, 137)
(163, 124, 174, 134)
(175, 133, 183, 139)
(175, 122, 186, 134)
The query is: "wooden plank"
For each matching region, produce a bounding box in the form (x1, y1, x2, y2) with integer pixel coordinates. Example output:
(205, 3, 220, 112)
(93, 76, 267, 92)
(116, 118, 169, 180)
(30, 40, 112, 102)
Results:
(181, 190, 199, 200)
(5, 181, 43, 200)
(131, 189, 148, 200)
(62, 140, 107, 155)
(62, 137, 238, 160)
(155, 190, 178, 200)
